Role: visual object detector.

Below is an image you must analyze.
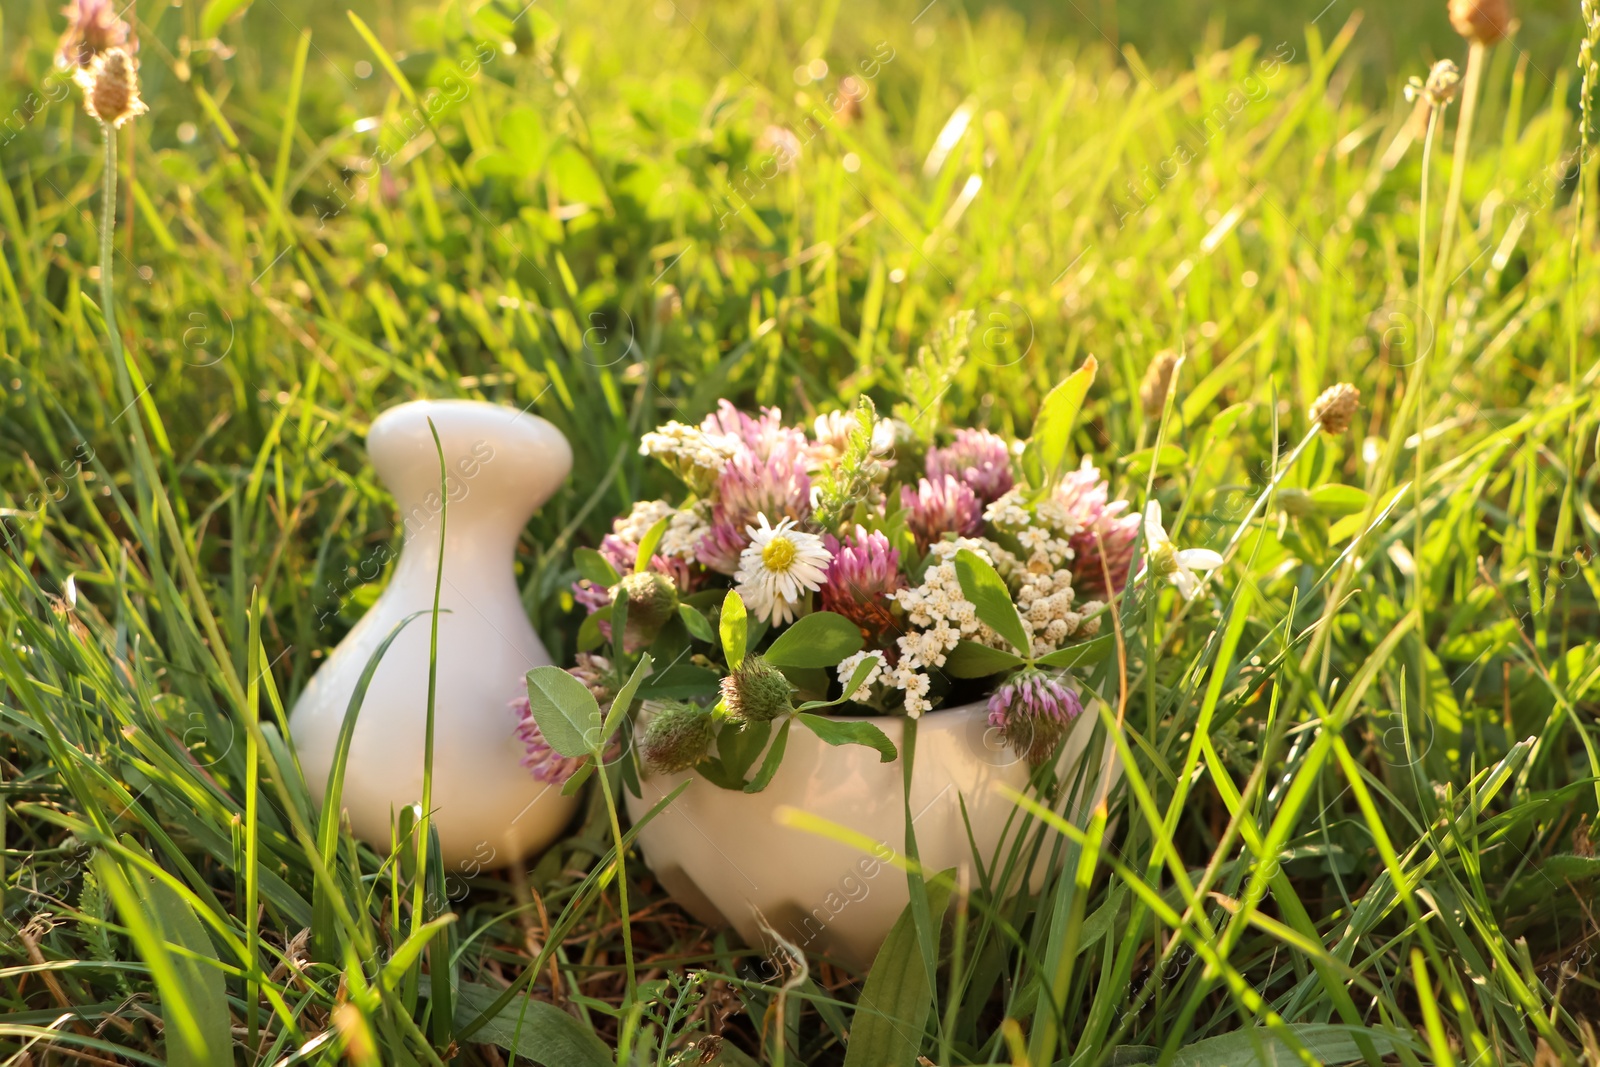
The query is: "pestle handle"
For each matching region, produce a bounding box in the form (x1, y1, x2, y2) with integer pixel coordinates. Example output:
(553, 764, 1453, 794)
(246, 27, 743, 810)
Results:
(367, 399, 573, 538)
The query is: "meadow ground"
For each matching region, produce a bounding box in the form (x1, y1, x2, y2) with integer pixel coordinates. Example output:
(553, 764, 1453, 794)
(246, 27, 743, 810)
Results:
(2, 0, 1600, 1063)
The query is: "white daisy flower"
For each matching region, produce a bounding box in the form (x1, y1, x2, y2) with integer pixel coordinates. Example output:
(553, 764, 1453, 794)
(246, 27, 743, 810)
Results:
(734, 514, 832, 625)
(1141, 501, 1224, 601)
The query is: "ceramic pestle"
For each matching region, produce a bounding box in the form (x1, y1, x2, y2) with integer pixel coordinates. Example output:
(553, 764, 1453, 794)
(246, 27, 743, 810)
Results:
(290, 399, 574, 870)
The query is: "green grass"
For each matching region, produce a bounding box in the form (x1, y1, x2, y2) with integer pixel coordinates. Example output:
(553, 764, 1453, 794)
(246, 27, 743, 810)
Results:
(3, 0, 1600, 1063)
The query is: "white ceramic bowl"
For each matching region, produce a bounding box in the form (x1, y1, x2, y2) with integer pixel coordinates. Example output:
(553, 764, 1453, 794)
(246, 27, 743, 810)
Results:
(625, 699, 1118, 968)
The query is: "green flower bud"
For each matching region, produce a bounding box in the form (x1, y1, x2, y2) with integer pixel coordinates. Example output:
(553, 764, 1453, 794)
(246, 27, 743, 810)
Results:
(616, 570, 679, 647)
(639, 700, 714, 775)
(1277, 488, 1316, 518)
(720, 656, 796, 723)
(1147, 538, 1179, 577)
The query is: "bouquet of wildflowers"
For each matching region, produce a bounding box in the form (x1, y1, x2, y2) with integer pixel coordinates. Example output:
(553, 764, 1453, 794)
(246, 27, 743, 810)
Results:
(515, 359, 1184, 793)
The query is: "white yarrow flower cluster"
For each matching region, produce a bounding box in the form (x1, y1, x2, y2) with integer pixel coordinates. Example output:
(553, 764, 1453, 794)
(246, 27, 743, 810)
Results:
(660, 504, 711, 560)
(887, 538, 1010, 717)
(1033, 496, 1083, 535)
(614, 500, 709, 561)
(890, 663, 933, 717)
(639, 421, 742, 489)
(986, 487, 1084, 542)
(835, 650, 886, 701)
(983, 488, 1033, 529)
(1015, 568, 1104, 657)
(615, 499, 674, 543)
(1015, 525, 1077, 572)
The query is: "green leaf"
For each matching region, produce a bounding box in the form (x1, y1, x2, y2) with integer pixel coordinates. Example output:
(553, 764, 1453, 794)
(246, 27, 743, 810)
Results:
(600, 653, 653, 749)
(721, 590, 748, 670)
(744, 718, 793, 793)
(1422, 646, 1463, 761)
(574, 547, 620, 587)
(797, 713, 897, 763)
(943, 640, 1027, 679)
(423, 826, 457, 1049)
(577, 605, 611, 652)
(1189, 401, 1248, 460)
(1327, 484, 1407, 544)
(1437, 618, 1517, 661)
(498, 105, 550, 174)
(1025, 355, 1097, 487)
(763, 611, 865, 668)
(953, 549, 1031, 655)
(841, 653, 881, 701)
(700, 1039, 763, 1066)
(678, 603, 715, 642)
(421, 978, 613, 1067)
(635, 515, 670, 572)
(637, 663, 721, 700)
(560, 760, 596, 796)
(200, 0, 253, 38)
(775, 664, 831, 698)
(654, 613, 693, 664)
(610, 591, 630, 662)
(1310, 484, 1371, 517)
(1033, 634, 1114, 670)
(97, 842, 230, 1067)
(718, 719, 771, 780)
(842, 873, 955, 1067)
(380, 914, 458, 989)
(1533, 853, 1600, 880)
(1167, 1024, 1400, 1067)
(548, 144, 608, 205)
(1505, 853, 1600, 912)
(1119, 442, 1188, 479)
(145, 889, 230, 1065)
(524, 666, 602, 759)
(799, 652, 887, 710)
(697, 756, 753, 791)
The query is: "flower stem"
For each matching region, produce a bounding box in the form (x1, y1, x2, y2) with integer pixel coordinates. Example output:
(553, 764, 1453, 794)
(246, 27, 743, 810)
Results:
(1411, 100, 1445, 727)
(1565, 14, 1598, 562)
(1431, 40, 1486, 319)
(1416, 42, 1483, 672)
(1301, 104, 1444, 690)
(100, 130, 133, 438)
(1417, 107, 1439, 338)
(98, 123, 158, 534)
(597, 768, 636, 1005)
(99, 130, 119, 375)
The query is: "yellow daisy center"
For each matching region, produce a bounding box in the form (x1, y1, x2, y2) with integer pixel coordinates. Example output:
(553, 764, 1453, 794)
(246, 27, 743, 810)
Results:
(761, 535, 798, 572)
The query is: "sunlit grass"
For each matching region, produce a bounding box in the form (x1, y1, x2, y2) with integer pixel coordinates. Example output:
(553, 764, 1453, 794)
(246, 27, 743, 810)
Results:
(2, 0, 1599, 1063)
